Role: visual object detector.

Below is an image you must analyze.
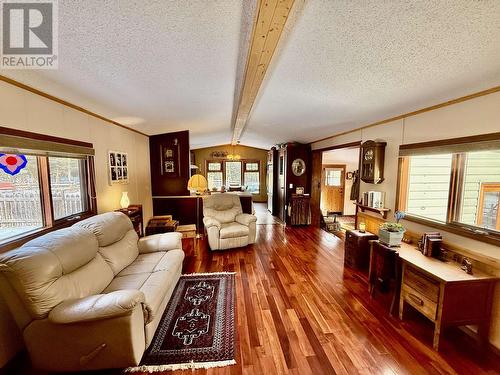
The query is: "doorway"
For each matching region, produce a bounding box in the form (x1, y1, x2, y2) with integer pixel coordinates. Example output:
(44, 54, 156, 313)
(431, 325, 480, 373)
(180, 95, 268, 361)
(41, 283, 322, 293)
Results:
(321, 165, 346, 214)
(312, 145, 361, 234)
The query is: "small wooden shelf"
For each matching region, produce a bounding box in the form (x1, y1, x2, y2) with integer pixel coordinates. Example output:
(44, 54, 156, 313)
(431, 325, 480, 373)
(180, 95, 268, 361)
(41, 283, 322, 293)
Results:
(355, 203, 390, 219)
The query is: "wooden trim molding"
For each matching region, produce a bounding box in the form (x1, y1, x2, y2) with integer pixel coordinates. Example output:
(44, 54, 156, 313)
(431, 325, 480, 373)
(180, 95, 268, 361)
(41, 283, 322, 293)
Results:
(311, 86, 500, 145)
(399, 131, 500, 156)
(0, 75, 148, 137)
(231, 0, 295, 143)
(0, 126, 92, 148)
(312, 141, 361, 153)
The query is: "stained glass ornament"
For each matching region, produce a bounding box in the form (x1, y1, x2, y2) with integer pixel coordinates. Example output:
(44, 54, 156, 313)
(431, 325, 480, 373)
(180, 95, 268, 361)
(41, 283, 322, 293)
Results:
(0, 154, 28, 175)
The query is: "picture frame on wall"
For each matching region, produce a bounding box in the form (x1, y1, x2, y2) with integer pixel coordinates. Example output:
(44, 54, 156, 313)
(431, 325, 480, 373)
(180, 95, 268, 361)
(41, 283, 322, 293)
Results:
(109, 150, 129, 185)
(161, 141, 180, 177)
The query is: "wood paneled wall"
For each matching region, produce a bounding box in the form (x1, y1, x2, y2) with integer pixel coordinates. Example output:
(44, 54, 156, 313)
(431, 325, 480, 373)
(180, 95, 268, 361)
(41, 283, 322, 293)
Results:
(150, 130, 190, 196)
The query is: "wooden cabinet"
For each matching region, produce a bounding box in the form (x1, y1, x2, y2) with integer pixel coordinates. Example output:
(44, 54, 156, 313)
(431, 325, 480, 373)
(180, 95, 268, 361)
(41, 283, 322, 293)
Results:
(116, 205, 143, 237)
(345, 230, 378, 269)
(272, 143, 311, 224)
(289, 195, 311, 225)
(360, 140, 386, 184)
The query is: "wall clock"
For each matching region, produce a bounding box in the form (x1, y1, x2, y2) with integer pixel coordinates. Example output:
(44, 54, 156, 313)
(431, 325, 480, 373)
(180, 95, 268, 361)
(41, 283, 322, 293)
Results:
(291, 158, 306, 176)
(360, 140, 386, 184)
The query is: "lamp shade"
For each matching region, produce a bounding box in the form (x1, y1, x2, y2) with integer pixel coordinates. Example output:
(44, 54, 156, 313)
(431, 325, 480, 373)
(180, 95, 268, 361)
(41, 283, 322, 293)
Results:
(187, 174, 208, 193)
(120, 191, 130, 209)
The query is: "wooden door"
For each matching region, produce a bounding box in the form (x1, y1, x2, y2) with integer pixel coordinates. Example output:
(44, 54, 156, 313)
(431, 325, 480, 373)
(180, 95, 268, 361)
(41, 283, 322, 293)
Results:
(310, 150, 323, 227)
(321, 164, 345, 214)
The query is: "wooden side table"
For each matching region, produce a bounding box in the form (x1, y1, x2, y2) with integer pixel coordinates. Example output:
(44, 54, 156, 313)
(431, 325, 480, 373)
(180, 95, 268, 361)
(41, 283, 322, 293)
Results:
(344, 230, 377, 269)
(289, 194, 311, 225)
(116, 205, 143, 237)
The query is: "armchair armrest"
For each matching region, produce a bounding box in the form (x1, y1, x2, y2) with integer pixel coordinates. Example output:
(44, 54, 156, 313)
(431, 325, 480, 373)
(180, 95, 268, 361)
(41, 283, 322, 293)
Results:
(138, 232, 182, 253)
(49, 290, 153, 324)
(203, 216, 221, 229)
(235, 213, 257, 226)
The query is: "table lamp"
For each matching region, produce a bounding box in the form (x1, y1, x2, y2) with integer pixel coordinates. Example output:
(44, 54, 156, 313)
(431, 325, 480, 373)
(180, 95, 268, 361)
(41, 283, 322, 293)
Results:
(187, 174, 208, 194)
(120, 191, 130, 209)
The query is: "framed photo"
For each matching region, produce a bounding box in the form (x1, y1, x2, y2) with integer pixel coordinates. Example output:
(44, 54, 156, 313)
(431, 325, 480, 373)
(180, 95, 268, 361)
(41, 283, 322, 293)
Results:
(161, 142, 180, 176)
(109, 151, 129, 185)
(296, 186, 304, 195)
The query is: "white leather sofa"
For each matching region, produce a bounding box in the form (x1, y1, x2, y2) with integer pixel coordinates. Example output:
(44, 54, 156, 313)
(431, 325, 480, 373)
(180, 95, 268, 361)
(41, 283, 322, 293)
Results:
(0, 212, 184, 372)
(203, 193, 257, 250)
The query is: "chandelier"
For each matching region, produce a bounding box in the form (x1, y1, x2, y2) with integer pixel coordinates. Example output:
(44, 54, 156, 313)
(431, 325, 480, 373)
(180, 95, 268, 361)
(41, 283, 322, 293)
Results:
(227, 142, 241, 160)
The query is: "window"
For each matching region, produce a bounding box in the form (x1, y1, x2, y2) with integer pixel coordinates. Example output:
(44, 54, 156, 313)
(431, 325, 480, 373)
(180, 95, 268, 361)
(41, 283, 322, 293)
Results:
(404, 154, 452, 222)
(476, 183, 500, 230)
(49, 157, 88, 220)
(225, 161, 242, 187)
(0, 128, 96, 248)
(325, 169, 342, 186)
(397, 133, 500, 245)
(205, 160, 260, 194)
(207, 162, 223, 191)
(244, 162, 260, 194)
(0, 155, 43, 242)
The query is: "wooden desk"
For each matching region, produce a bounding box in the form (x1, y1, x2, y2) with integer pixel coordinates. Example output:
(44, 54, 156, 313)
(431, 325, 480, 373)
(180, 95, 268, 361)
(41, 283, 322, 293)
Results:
(395, 242, 498, 350)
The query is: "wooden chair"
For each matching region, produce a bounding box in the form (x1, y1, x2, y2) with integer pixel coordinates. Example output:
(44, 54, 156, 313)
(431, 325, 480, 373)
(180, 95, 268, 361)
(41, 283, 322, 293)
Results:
(368, 240, 401, 315)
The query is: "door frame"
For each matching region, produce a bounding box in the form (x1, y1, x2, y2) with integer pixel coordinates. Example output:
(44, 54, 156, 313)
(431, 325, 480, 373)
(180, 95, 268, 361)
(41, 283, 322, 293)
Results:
(309, 141, 362, 228)
(321, 164, 346, 215)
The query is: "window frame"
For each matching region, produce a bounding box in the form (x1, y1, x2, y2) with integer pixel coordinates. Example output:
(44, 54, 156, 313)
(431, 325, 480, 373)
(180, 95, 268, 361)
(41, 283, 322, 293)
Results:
(0, 127, 97, 252)
(205, 159, 260, 194)
(396, 132, 500, 246)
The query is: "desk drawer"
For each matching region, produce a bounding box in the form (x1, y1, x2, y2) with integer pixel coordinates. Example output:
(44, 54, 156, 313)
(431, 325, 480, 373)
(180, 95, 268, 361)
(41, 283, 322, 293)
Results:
(404, 266, 440, 303)
(402, 285, 438, 321)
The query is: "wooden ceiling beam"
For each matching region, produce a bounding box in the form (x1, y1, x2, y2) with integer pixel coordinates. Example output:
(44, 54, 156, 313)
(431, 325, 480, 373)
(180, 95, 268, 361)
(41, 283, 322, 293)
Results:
(231, 0, 295, 144)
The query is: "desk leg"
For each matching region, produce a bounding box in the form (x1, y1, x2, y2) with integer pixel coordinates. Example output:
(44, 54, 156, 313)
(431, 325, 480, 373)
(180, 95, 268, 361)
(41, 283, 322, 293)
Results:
(433, 322, 442, 351)
(368, 245, 375, 294)
(399, 296, 404, 320)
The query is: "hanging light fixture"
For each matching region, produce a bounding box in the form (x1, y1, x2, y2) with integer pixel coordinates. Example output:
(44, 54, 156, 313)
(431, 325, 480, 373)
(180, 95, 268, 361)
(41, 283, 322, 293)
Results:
(227, 142, 241, 160)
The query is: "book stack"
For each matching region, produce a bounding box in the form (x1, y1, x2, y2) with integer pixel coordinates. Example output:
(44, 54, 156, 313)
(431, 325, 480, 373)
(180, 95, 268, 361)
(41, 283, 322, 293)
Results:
(361, 191, 386, 209)
(420, 232, 442, 257)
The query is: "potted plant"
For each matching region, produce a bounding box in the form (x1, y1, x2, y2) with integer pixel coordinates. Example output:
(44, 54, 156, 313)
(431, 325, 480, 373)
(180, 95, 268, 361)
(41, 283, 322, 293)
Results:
(378, 211, 405, 246)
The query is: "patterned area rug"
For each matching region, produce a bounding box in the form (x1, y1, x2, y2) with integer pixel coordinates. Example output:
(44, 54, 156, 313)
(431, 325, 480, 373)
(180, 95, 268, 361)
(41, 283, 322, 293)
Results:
(126, 272, 236, 372)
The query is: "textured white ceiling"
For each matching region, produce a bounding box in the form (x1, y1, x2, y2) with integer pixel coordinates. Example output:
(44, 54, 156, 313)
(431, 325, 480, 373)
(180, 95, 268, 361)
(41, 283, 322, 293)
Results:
(247, 0, 500, 147)
(2, 1, 500, 150)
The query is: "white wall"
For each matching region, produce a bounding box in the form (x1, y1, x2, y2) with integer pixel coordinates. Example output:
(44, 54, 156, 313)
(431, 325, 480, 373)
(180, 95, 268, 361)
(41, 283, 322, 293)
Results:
(312, 91, 500, 349)
(0, 80, 153, 366)
(322, 147, 359, 215)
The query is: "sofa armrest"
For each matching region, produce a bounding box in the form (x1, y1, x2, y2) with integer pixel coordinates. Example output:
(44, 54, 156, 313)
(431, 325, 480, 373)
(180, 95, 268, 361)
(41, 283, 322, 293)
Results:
(49, 290, 152, 324)
(138, 232, 182, 253)
(203, 216, 221, 229)
(235, 213, 257, 226)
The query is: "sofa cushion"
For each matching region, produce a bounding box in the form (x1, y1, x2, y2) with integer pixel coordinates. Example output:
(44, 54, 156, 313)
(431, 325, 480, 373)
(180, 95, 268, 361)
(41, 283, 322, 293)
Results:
(104, 249, 184, 319)
(203, 194, 243, 224)
(118, 250, 184, 276)
(74, 212, 133, 247)
(0, 227, 113, 319)
(219, 222, 249, 239)
(97, 229, 139, 275)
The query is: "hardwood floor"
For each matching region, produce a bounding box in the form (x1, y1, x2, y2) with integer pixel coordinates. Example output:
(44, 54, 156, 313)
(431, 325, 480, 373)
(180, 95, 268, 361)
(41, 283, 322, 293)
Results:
(4, 224, 500, 375)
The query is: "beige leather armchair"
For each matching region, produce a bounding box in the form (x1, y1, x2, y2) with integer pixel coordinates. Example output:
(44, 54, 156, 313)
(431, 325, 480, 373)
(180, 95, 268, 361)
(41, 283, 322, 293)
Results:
(0, 212, 184, 372)
(203, 193, 257, 250)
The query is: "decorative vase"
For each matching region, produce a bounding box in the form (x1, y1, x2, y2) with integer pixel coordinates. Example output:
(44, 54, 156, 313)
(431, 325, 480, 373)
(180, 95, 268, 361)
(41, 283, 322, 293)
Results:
(378, 228, 404, 247)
